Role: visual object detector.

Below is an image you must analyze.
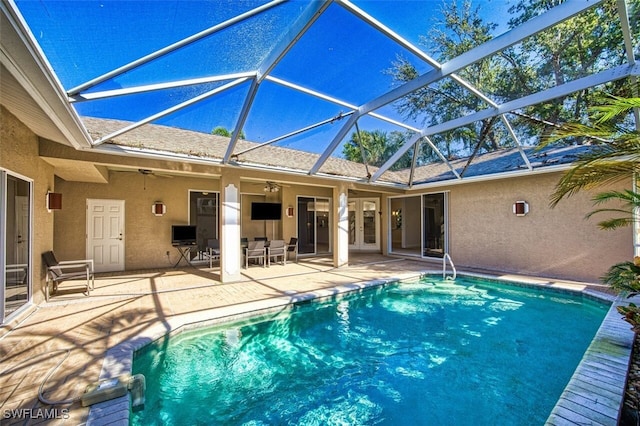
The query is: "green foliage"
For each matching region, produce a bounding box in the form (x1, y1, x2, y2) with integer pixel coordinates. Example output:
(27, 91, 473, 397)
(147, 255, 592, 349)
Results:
(386, 0, 636, 159)
(546, 94, 640, 209)
(603, 260, 640, 296)
(342, 130, 413, 170)
(617, 303, 640, 333)
(550, 89, 640, 330)
(212, 126, 246, 139)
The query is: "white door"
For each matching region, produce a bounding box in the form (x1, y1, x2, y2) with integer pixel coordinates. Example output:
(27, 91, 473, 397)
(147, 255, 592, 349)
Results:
(87, 199, 125, 272)
(348, 198, 380, 251)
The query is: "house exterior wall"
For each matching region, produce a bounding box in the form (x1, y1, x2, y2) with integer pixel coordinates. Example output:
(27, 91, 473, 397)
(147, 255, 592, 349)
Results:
(440, 173, 631, 283)
(4, 106, 630, 289)
(54, 169, 339, 270)
(54, 171, 222, 270)
(1, 107, 56, 304)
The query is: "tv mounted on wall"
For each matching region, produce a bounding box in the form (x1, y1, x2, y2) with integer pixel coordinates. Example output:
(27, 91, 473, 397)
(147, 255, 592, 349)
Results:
(171, 225, 197, 245)
(251, 202, 282, 220)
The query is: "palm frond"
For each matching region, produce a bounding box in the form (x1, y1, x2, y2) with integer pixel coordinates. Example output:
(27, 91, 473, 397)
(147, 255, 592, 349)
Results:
(590, 96, 640, 124)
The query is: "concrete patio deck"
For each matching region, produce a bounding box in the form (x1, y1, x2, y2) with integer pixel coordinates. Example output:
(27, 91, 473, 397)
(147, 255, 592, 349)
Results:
(0, 254, 628, 425)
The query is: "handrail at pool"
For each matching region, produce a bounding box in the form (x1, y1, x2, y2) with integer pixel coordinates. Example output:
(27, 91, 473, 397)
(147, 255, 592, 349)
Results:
(442, 253, 456, 280)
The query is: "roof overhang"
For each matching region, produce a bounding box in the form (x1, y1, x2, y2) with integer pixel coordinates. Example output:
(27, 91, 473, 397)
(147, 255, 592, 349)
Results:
(0, 0, 92, 149)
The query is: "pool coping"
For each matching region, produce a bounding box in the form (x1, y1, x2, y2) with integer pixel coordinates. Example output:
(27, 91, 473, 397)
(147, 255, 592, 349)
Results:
(85, 271, 633, 426)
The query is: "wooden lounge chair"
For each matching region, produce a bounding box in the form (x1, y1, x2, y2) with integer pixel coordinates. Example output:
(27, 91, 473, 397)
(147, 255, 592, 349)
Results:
(42, 251, 94, 301)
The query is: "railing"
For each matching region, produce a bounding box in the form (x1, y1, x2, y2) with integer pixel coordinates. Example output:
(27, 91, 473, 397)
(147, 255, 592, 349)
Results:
(442, 253, 456, 281)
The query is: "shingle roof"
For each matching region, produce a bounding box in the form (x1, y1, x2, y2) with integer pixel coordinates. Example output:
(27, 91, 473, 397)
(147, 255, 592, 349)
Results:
(84, 117, 587, 188)
(83, 117, 401, 183)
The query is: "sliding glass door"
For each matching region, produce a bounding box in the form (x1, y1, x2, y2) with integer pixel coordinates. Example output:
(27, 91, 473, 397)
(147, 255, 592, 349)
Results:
(388, 193, 447, 258)
(297, 197, 331, 255)
(1, 171, 32, 323)
(423, 193, 447, 258)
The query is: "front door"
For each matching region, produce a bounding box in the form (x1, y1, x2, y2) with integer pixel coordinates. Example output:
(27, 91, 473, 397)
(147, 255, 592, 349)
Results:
(348, 198, 380, 251)
(87, 199, 125, 272)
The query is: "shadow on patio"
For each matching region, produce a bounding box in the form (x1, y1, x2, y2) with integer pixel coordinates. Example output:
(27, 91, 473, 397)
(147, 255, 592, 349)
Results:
(0, 254, 432, 425)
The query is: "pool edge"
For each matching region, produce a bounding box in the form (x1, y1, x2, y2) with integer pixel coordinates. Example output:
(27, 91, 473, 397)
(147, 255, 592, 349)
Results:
(545, 295, 636, 426)
(85, 271, 632, 426)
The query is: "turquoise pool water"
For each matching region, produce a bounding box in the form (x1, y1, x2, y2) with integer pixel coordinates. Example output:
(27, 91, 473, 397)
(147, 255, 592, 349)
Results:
(132, 276, 608, 425)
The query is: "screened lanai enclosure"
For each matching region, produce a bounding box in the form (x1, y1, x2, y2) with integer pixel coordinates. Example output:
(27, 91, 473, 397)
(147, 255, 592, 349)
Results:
(2, 0, 640, 320)
(5, 0, 639, 188)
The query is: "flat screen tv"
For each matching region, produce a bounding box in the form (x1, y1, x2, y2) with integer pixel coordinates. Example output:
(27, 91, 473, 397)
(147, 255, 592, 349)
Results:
(251, 202, 282, 220)
(171, 225, 197, 245)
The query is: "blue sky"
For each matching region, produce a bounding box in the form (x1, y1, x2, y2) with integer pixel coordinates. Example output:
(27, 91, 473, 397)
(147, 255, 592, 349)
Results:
(15, 0, 514, 157)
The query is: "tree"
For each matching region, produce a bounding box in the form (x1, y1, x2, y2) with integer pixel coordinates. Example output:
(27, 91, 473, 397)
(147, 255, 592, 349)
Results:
(388, 0, 512, 159)
(504, 0, 636, 141)
(342, 129, 413, 170)
(387, 0, 638, 158)
(212, 126, 245, 139)
(548, 91, 640, 330)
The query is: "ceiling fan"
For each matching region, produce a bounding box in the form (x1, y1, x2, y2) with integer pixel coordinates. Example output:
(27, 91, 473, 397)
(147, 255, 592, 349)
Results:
(111, 168, 173, 190)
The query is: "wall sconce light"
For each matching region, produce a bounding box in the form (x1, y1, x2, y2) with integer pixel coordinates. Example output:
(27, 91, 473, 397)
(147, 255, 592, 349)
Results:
(512, 201, 529, 217)
(46, 191, 62, 212)
(152, 201, 166, 216)
(286, 206, 294, 218)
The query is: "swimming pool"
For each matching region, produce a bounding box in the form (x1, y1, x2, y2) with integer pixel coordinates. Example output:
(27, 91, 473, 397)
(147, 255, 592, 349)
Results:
(132, 275, 608, 425)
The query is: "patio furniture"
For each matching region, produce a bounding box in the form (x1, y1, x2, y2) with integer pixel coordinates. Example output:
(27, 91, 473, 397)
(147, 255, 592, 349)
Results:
(268, 239, 286, 266)
(202, 238, 220, 268)
(6, 264, 28, 285)
(286, 237, 298, 262)
(244, 240, 266, 268)
(254, 236, 268, 241)
(42, 251, 94, 301)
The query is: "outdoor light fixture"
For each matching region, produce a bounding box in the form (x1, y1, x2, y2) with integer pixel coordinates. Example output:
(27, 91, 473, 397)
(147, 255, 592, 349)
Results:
(263, 181, 279, 192)
(46, 191, 62, 211)
(152, 201, 166, 216)
(513, 201, 529, 216)
(286, 206, 294, 217)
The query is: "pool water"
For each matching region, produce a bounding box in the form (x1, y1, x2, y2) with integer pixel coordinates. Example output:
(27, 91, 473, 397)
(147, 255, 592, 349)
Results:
(132, 276, 608, 425)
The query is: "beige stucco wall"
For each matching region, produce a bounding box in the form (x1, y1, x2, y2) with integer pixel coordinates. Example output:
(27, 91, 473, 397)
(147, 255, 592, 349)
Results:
(439, 173, 631, 282)
(1, 107, 57, 304)
(54, 170, 222, 270)
(55, 168, 340, 270)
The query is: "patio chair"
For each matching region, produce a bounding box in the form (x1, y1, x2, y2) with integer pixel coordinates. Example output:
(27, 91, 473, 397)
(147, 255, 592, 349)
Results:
(286, 237, 298, 263)
(244, 240, 266, 268)
(42, 251, 94, 301)
(254, 236, 268, 241)
(268, 239, 286, 266)
(203, 238, 220, 268)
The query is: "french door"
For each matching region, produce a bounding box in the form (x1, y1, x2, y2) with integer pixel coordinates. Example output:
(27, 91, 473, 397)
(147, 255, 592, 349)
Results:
(348, 198, 380, 251)
(1, 171, 32, 323)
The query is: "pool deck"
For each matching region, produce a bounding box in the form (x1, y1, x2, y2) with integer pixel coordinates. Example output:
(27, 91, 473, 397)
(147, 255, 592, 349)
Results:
(0, 254, 633, 425)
